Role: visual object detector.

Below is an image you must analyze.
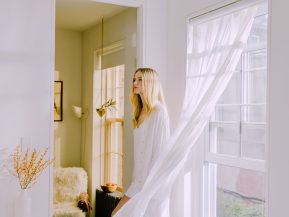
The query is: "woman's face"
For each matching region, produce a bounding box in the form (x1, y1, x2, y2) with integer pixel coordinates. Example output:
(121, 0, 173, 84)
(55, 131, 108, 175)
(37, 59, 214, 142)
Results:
(133, 71, 143, 95)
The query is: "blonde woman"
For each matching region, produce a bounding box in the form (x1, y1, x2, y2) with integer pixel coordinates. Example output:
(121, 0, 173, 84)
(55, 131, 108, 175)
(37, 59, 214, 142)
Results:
(112, 68, 170, 217)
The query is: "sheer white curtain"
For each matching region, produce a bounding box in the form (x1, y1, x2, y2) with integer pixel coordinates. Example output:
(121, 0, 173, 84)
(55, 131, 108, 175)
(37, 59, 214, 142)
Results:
(115, 5, 257, 217)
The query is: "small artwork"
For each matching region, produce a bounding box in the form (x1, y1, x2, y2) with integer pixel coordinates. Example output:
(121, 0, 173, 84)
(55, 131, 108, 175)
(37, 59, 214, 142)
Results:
(54, 81, 63, 121)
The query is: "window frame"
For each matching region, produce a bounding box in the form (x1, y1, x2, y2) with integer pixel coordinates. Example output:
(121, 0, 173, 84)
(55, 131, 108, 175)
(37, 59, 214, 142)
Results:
(199, 2, 268, 217)
(205, 11, 268, 171)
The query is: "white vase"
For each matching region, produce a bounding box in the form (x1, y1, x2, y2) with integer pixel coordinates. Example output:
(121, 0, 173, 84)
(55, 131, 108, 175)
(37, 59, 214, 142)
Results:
(14, 189, 31, 217)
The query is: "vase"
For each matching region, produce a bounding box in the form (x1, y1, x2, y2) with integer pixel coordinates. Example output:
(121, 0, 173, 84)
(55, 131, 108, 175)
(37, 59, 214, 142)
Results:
(96, 108, 106, 117)
(14, 189, 31, 217)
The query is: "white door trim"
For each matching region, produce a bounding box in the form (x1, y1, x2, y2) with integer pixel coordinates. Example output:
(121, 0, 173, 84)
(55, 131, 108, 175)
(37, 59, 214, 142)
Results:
(90, 0, 144, 8)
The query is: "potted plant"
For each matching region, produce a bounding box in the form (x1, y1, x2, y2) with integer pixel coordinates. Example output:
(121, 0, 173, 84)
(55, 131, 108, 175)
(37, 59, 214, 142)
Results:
(9, 145, 53, 217)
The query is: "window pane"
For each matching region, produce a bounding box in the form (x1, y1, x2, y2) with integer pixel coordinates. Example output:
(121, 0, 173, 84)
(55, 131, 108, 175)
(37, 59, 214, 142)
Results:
(214, 105, 240, 122)
(109, 155, 123, 186)
(116, 67, 124, 87)
(235, 58, 242, 71)
(105, 65, 125, 118)
(246, 50, 267, 70)
(241, 124, 265, 160)
(205, 3, 267, 217)
(247, 14, 268, 45)
(108, 121, 123, 186)
(210, 123, 240, 156)
(102, 65, 124, 187)
(217, 72, 241, 104)
(242, 105, 266, 123)
(243, 70, 267, 104)
(209, 164, 265, 217)
(116, 88, 124, 117)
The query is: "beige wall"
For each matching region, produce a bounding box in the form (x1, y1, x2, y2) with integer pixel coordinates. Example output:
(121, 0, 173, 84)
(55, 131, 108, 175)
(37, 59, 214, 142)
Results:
(55, 29, 82, 167)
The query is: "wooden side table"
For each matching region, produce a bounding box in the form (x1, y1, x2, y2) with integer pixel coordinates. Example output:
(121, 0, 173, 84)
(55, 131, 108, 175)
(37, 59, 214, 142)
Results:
(95, 189, 123, 217)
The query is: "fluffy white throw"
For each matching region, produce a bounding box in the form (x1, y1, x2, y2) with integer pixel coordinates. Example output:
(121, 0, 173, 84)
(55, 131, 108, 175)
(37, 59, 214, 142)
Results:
(53, 167, 88, 217)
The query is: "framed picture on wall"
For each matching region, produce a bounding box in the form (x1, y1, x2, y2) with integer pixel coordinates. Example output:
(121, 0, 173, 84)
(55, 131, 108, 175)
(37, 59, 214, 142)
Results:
(54, 81, 63, 121)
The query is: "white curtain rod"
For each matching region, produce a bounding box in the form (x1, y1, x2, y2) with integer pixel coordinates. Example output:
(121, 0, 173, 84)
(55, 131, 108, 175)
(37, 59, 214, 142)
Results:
(189, 0, 265, 21)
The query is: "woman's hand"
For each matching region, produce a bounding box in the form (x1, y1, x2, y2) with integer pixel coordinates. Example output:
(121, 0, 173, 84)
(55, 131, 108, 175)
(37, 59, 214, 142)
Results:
(111, 195, 130, 217)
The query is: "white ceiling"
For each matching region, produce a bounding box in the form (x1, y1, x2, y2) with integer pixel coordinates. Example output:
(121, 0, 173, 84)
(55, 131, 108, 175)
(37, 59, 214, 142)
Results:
(56, 0, 128, 31)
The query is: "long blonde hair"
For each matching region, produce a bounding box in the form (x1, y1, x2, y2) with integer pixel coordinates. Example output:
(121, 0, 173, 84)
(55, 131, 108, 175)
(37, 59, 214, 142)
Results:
(130, 68, 166, 127)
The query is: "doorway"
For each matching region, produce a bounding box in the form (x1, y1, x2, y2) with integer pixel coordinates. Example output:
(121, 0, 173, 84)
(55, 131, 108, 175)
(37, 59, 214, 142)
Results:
(53, 0, 143, 216)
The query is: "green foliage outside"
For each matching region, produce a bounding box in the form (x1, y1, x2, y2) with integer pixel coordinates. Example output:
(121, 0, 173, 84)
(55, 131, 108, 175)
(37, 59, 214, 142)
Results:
(217, 188, 265, 217)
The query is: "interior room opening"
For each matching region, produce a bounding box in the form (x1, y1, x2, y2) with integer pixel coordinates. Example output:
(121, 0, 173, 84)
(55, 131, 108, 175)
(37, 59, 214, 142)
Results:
(53, 0, 137, 216)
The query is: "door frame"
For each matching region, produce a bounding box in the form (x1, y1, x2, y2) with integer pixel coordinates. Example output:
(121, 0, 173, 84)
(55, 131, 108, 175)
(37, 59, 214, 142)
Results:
(50, 0, 146, 216)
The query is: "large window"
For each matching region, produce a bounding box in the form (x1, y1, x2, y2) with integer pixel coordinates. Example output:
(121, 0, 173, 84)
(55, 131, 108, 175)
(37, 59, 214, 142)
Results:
(104, 65, 124, 188)
(204, 2, 268, 217)
(93, 42, 125, 191)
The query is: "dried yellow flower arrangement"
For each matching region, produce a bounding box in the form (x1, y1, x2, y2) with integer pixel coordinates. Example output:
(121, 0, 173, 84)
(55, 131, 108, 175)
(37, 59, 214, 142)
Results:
(10, 145, 53, 189)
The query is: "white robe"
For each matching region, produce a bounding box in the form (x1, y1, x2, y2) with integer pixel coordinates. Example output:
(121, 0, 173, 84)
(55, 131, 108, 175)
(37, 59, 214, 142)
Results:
(126, 103, 170, 217)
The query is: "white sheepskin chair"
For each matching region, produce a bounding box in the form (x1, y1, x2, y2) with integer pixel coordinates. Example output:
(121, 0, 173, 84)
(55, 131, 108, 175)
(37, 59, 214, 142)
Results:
(53, 167, 88, 217)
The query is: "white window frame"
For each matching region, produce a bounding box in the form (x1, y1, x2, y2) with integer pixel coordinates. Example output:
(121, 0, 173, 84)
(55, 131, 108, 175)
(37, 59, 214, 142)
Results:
(92, 40, 125, 187)
(205, 14, 268, 172)
(194, 1, 269, 217)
